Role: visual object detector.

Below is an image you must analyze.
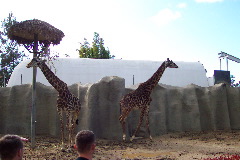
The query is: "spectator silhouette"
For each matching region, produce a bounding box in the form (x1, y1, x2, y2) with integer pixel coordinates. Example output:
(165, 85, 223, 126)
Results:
(74, 130, 96, 160)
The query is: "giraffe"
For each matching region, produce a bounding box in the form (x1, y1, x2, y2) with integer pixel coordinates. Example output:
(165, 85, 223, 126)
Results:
(119, 58, 178, 141)
(26, 58, 81, 151)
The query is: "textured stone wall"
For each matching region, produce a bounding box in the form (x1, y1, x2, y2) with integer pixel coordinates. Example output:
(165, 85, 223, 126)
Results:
(0, 76, 239, 140)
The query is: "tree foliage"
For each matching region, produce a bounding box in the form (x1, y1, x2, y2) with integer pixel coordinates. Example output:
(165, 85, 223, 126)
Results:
(78, 32, 114, 59)
(230, 75, 240, 87)
(0, 13, 27, 87)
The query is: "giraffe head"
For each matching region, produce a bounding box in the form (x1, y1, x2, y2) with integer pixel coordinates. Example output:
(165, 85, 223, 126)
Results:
(165, 58, 178, 68)
(26, 58, 47, 68)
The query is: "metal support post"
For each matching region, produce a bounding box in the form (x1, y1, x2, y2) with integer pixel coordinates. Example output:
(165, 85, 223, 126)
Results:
(31, 34, 38, 148)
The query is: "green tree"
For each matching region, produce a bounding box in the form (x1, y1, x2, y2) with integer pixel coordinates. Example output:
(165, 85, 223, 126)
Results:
(0, 13, 26, 87)
(78, 38, 91, 58)
(78, 32, 114, 59)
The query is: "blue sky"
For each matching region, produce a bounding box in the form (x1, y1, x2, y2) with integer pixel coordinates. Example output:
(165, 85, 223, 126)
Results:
(1, 0, 240, 82)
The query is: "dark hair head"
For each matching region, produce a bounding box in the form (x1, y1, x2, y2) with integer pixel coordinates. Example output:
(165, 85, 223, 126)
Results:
(75, 130, 95, 153)
(0, 135, 23, 159)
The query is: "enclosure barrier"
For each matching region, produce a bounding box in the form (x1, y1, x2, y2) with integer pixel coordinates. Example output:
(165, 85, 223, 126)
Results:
(0, 76, 239, 140)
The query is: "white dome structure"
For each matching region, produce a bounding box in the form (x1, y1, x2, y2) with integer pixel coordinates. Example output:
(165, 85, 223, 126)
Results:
(7, 58, 209, 87)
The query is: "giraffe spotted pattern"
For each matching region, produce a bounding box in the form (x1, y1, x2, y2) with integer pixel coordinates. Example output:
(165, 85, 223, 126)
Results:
(27, 58, 81, 151)
(119, 58, 178, 141)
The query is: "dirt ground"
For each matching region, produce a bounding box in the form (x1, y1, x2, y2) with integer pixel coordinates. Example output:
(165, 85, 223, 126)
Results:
(15, 130, 240, 159)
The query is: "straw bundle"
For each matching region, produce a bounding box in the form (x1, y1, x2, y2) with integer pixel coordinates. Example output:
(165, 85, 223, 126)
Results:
(8, 19, 64, 45)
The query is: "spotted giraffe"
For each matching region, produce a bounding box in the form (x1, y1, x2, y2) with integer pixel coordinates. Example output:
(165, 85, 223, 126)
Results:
(26, 58, 81, 150)
(119, 58, 178, 141)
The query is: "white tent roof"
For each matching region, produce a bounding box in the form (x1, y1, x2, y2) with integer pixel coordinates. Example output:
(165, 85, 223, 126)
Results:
(7, 58, 209, 87)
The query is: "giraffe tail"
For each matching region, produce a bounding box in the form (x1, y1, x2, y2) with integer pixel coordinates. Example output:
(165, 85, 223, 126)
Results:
(76, 119, 79, 125)
(119, 105, 122, 120)
(119, 115, 123, 122)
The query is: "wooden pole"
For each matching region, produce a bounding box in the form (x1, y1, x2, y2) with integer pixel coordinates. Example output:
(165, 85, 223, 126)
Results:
(31, 34, 38, 148)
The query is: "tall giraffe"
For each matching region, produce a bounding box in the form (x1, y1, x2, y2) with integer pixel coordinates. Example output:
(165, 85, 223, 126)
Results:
(26, 58, 81, 150)
(119, 58, 178, 141)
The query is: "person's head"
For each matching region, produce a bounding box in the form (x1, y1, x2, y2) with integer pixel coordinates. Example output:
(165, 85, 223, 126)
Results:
(75, 130, 96, 154)
(0, 135, 24, 160)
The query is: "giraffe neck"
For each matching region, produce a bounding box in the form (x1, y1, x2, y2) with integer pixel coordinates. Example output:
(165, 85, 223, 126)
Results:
(142, 61, 167, 92)
(38, 62, 68, 92)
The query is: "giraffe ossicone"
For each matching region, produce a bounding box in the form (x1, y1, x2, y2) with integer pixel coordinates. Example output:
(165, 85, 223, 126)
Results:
(119, 58, 178, 141)
(27, 58, 81, 151)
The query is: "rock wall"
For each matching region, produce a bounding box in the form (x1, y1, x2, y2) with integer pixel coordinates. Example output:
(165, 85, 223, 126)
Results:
(0, 76, 240, 140)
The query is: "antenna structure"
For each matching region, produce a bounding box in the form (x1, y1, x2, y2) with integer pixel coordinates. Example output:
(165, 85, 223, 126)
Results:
(218, 51, 240, 70)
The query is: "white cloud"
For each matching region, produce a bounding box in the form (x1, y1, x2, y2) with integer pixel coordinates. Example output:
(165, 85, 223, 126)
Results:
(177, 3, 187, 8)
(195, 0, 223, 3)
(150, 8, 181, 27)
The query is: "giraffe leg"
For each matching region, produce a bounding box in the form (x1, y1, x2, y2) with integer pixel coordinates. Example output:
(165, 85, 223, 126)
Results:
(65, 111, 72, 151)
(69, 115, 73, 149)
(119, 115, 127, 141)
(119, 108, 129, 141)
(57, 108, 65, 150)
(122, 120, 127, 141)
(130, 108, 146, 142)
(57, 98, 66, 151)
(65, 111, 78, 152)
(145, 105, 152, 141)
(70, 111, 79, 146)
